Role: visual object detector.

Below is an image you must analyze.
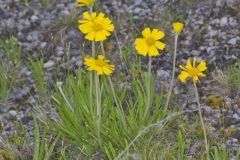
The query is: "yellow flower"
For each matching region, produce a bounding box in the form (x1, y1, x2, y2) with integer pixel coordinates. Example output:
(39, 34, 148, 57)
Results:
(173, 22, 184, 34)
(178, 57, 207, 82)
(79, 12, 114, 42)
(76, 0, 95, 7)
(84, 55, 115, 75)
(135, 28, 166, 56)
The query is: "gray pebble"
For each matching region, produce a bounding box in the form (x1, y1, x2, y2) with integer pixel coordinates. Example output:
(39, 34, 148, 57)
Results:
(56, 46, 64, 56)
(228, 38, 238, 45)
(9, 110, 17, 117)
(220, 17, 228, 27)
(31, 15, 38, 22)
(44, 60, 55, 69)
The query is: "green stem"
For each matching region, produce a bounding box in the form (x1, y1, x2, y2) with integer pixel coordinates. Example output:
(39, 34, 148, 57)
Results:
(66, 43, 71, 76)
(92, 41, 96, 57)
(144, 56, 152, 119)
(90, 41, 96, 110)
(95, 74, 101, 140)
(57, 85, 73, 113)
(193, 81, 209, 160)
(100, 41, 121, 109)
(108, 76, 120, 107)
(164, 34, 178, 115)
(89, 5, 93, 13)
(100, 41, 105, 57)
(89, 3, 94, 109)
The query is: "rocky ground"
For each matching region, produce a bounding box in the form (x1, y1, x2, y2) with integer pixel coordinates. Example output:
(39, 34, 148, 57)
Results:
(0, 0, 240, 158)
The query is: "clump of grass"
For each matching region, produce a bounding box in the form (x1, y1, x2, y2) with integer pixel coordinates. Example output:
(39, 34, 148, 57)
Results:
(40, 0, 49, 9)
(0, 36, 22, 67)
(33, 119, 61, 160)
(211, 146, 227, 160)
(21, 0, 31, 6)
(50, 68, 165, 159)
(178, 129, 186, 160)
(27, 54, 48, 97)
(0, 60, 12, 103)
(0, 120, 61, 159)
(229, 64, 240, 90)
(0, 148, 13, 160)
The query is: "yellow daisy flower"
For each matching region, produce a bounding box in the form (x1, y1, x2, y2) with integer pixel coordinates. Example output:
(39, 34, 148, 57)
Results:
(79, 12, 114, 42)
(76, 0, 95, 7)
(135, 28, 166, 56)
(173, 22, 184, 34)
(178, 57, 207, 82)
(84, 55, 115, 75)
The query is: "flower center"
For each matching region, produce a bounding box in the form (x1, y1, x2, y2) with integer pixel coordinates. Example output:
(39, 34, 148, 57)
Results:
(95, 59, 105, 67)
(188, 68, 199, 76)
(146, 37, 155, 46)
(92, 22, 103, 31)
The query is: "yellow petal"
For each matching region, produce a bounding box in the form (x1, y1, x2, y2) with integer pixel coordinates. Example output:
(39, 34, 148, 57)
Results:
(84, 58, 95, 64)
(97, 13, 105, 20)
(148, 46, 159, 56)
(78, 20, 88, 23)
(197, 61, 207, 71)
(102, 30, 111, 36)
(154, 41, 166, 50)
(152, 29, 165, 40)
(198, 73, 206, 77)
(103, 18, 112, 25)
(104, 24, 114, 32)
(85, 31, 95, 41)
(179, 65, 188, 72)
(193, 57, 197, 68)
(77, 0, 95, 6)
(135, 38, 148, 56)
(98, 55, 104, 60)
(185, 58, 192, 70)
(95, 31, 106, 41)
(173, 22, 184, 33)
(96, 67, 103, 75)
(178, 71, 190, 83)
(79, 23, 92, 34)
(83, 12, 91, 20)
(142, 28, 151, 38)
(91, 12, 97, 19)
(193, 76, 200, 82)
(103, 66, 113, 75)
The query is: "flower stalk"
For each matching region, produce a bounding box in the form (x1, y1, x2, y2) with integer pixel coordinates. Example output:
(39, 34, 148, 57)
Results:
(89, 5, 93, 13)
(95, 74, 101, 139)
(100, 41, 120, 108)
(90, 41, 96, 108)
(164, 34, 178, 114)
(144, 56, 152, 119)
(100, 41, 105, 57)
(193, 81, 209, 160)
(88, 4, 94, 109)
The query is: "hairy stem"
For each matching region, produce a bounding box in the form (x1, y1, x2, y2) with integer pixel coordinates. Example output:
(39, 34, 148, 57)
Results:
(100, 41, 121, 109)
(144, 56, 152, 119)
(164, 34, 178, 115)
(193, 81, 209, 160)
(90, 42, 96, 110)
(95, 74, 101, 140)
(100, 41, 105, 57)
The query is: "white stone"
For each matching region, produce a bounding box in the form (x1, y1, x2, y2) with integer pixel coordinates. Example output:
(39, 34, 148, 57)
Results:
(44, 60, 55, 69)
(9, 110, 17, 117)
(220, 17, 228, 27)
(228, 38, 238, 45)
